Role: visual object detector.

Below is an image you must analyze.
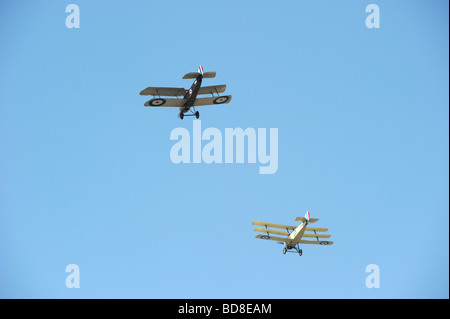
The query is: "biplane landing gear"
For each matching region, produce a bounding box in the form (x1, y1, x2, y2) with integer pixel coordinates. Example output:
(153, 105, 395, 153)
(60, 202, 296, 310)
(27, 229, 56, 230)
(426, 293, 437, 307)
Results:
(180, 108, 199, 119)
(283, 248, 287, 255)
(299, 249, 303, 256)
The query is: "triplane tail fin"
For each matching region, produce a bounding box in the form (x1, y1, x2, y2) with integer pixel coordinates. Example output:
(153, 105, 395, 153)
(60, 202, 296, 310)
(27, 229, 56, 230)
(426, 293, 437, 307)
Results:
(295, 211, 319, 224)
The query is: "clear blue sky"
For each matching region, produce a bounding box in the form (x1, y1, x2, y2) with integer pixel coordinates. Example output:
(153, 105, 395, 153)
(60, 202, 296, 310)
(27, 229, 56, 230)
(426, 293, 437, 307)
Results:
(0, 0, 448, 298)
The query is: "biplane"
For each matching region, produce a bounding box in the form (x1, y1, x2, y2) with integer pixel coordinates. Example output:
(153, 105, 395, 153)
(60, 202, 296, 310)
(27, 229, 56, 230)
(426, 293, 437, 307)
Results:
(139, 65, 232, 119)
(252, 211, 333, 256)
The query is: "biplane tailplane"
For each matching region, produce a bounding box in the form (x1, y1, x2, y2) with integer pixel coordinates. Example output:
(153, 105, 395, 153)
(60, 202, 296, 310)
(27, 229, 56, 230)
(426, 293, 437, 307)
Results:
(182, 65, 216, 79)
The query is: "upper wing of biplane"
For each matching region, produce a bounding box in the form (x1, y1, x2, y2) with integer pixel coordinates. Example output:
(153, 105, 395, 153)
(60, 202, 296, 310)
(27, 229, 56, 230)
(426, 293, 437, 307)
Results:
(140, 87, 186, 97)
(197, 85, 226, 95)
(193, 95, 232, 106)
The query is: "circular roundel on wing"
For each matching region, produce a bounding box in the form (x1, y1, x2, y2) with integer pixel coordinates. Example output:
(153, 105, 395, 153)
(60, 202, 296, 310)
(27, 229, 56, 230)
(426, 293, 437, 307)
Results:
(149, 98, 166, 106)
(189, 88, 192, 94)
(213, 96, 230, 104)
(260, 235, 270, 240)
(319, 241, 330, 245)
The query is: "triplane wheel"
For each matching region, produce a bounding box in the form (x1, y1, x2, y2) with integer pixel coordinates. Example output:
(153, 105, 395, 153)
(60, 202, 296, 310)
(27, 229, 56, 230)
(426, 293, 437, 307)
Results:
(195, 111, 200, 119)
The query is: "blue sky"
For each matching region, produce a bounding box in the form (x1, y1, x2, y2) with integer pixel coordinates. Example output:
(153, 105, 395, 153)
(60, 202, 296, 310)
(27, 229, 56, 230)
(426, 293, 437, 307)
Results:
(0, 0, 448, 298)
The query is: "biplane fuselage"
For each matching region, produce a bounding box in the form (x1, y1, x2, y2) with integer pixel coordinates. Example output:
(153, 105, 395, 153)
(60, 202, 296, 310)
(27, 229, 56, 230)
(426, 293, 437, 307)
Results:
(139, 65, 231, 119)
(181, 75, 203, 112)
(287, 222, 308, 248)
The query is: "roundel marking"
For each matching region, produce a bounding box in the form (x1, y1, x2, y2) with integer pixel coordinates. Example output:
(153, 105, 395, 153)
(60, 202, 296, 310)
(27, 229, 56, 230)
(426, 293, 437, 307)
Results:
(213, 96, 229, 104)
(150, 98, 166, 106)
(260, 235, 270, 240)
(319, 241, 330, 245)
(189, 88, 192, 94)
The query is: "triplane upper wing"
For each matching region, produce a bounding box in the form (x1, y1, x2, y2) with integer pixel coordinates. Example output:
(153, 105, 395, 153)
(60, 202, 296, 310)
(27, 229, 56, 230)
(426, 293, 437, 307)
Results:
(251, 221, 298, 230)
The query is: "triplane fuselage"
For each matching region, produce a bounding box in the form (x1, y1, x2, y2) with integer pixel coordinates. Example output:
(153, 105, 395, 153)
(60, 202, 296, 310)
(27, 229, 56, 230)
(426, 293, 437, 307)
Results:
(252, 211, 333, 256)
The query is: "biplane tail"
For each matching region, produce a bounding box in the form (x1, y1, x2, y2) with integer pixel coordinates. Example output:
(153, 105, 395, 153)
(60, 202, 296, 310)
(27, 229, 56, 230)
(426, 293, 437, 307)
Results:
(183, 65, 216, 79)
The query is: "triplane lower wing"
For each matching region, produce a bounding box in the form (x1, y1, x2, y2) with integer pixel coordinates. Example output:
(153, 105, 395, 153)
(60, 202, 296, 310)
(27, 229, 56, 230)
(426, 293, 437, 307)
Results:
(252, 211, 333, 256)
(140, 65, 231, 119)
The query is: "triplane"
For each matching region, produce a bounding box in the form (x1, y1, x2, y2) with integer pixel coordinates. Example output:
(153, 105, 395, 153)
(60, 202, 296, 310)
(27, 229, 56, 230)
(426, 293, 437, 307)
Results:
(139, 65, 232, 119)
(252, 211, 333, 256)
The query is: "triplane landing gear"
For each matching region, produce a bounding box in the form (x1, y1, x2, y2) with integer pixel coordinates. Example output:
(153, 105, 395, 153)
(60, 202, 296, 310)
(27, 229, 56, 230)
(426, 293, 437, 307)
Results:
(282, 244, 303, 256)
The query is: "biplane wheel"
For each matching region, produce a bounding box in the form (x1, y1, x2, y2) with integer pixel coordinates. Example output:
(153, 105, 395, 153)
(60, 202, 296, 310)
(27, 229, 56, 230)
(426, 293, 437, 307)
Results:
(213, 96, 230, 104)
(195, 111, 200, 119)
(179, 112, 184, 120)
(299, 250, 303, 256)
(283, 248, 287, 255)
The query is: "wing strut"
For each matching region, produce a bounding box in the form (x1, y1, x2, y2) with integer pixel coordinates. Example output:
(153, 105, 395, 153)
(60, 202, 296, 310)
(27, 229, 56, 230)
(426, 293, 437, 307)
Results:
(313, 230, 319, 241)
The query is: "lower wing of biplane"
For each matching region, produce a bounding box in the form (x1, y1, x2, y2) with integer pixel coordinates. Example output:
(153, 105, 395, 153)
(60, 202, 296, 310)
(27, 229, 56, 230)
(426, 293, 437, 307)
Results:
(252, 217, 333, 256)
(143, 95, 232, 107)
